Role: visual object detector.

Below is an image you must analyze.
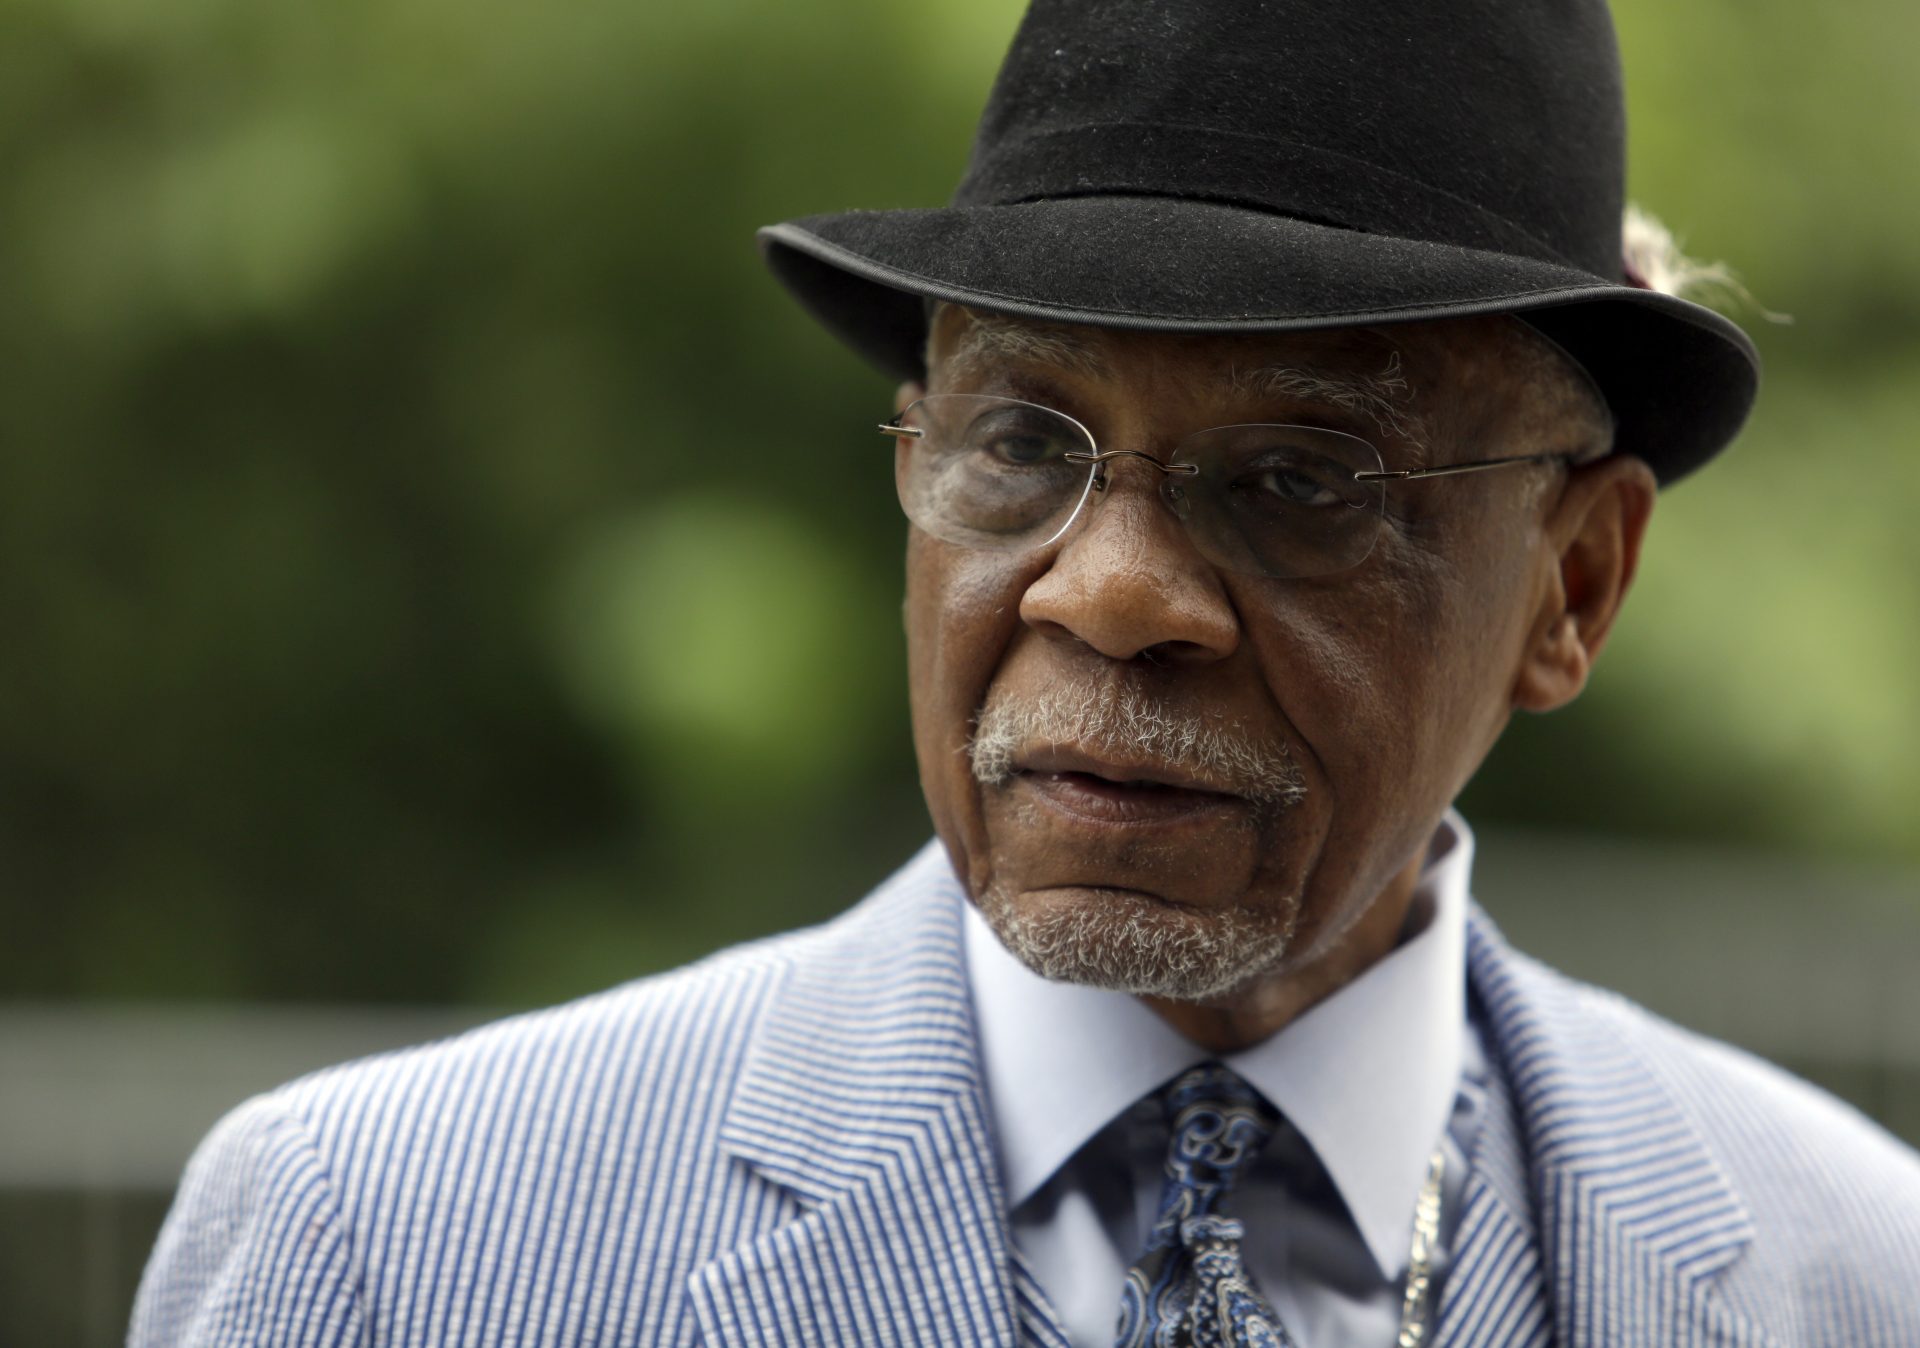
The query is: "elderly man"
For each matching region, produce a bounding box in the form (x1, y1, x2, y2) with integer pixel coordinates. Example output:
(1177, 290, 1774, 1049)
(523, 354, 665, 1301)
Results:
(134, 0, 1920, 1345)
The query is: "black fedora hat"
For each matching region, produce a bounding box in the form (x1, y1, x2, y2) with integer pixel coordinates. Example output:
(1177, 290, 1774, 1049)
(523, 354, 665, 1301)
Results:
(759, 0, 1758, 485)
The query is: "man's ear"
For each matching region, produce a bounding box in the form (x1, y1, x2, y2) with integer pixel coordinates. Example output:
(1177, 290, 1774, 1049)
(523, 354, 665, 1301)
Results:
(895, 379, 925, 415)
(1513, 454, 1658, 713)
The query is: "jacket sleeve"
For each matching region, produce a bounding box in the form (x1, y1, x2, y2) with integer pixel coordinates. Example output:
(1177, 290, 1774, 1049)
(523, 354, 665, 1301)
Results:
(129, 1093, 367, 1347)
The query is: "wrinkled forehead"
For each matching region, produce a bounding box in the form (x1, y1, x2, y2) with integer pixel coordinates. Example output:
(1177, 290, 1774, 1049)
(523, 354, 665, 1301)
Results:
(926, 302, 1436, 446)
(928, 302, 1409, 384)
(924, 302, 1613, 465)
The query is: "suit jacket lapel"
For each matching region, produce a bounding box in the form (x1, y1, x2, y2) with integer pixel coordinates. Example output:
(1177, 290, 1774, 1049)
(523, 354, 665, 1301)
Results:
(1432, 1039, 1553, 1348)
(687, 847, 1024, 1347)
(1006, 1242, 1075, 1348)
(1456, 908, 1778, 1348)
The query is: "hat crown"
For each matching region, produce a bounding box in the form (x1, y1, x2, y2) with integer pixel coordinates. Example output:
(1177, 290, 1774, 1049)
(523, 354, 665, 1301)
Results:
(955, 0, 1627, 278)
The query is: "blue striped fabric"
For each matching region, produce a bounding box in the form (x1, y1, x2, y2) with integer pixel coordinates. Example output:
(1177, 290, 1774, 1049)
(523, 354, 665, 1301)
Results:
(133, 842, 1920, 1346)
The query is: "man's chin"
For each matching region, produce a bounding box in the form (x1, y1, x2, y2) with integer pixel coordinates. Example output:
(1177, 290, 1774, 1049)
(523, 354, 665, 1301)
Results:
(974, 880, 1297, 1003)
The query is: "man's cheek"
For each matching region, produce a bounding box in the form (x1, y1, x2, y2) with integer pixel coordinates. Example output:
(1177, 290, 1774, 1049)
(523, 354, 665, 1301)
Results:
(906, 542, 1031, 839)
(911, 548, 1032, 695)
(1239, 600, 1392, 756)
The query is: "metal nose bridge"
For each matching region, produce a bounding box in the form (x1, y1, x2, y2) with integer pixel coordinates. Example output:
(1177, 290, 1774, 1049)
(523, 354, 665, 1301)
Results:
(1036, 446, 1203, 551)
(1062, 448, 1201, 482)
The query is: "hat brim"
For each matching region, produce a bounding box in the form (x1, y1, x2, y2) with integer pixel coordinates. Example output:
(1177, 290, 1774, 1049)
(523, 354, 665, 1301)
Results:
(759, 196, 1759, 486)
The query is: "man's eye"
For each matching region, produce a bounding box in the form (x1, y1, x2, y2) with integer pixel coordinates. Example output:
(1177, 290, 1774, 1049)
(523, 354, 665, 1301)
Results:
(1237, 465, 1345, 507)
(982, 433, 1061, 465)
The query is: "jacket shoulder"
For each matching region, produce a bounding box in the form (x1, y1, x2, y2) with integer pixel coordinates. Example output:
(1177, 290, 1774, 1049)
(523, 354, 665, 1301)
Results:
(1564, 971, 1920, 1196)
(290, 919, 807, 1115)
(1535, 955, 1920, 1332)
(130, 919, 834, 1346)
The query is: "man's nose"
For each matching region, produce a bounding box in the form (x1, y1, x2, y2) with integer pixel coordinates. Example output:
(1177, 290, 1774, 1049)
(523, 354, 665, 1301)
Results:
(1018, 468, 1240, 663)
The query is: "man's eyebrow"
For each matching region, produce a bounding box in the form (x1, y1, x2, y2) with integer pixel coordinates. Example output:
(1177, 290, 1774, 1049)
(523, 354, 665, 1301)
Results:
(1224, 350, 1428, 458)
(934, 309, 1429, 461)
(933, 311, 1115, 382)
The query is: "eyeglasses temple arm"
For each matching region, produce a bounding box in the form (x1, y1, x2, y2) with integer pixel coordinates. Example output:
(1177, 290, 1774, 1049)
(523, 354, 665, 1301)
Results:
(878, 420, 924, 439)
(1353, 452, 1580, 482)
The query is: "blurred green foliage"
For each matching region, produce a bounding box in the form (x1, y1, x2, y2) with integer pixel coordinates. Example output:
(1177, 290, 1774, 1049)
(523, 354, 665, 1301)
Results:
(0, 0, 1914, 1007)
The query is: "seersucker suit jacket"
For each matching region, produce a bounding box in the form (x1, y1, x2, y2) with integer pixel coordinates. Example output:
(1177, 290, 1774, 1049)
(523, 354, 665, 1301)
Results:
(132, 842, 1920, 1347)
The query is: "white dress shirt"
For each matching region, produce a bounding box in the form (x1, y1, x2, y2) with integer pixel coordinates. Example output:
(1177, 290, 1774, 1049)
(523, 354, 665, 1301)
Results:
(962, 812, 1487, 1347)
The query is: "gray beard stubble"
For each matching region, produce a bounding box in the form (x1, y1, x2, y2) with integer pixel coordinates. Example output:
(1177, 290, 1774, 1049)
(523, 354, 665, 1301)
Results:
(966, 680, 1307, 1002)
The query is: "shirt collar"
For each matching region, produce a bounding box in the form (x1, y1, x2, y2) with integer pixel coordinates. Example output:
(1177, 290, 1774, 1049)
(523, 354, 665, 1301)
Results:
(962, 810, 1473, 1279)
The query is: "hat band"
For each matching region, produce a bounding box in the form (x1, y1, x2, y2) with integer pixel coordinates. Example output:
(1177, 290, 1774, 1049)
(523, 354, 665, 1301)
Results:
(953, 122, 1597, 275)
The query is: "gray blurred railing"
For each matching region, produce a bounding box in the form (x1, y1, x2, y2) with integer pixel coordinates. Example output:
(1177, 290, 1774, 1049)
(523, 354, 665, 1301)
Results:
(1475, 828, 1920, 1118)
(4, 830, 1917, 1346)
(0, 1006, 494, 1347)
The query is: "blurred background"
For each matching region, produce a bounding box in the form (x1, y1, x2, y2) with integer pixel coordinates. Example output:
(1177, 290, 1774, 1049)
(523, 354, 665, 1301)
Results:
(2, 0, 1916, 1340)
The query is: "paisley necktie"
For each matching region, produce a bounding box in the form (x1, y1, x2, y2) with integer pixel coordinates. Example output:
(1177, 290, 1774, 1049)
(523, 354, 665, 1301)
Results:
(1114, 1063, 1295, 1348)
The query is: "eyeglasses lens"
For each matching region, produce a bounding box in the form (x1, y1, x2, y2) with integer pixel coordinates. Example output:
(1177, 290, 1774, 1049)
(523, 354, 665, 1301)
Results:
(1170, 423, 1386, 579)
(893, 395, 1095, 550)
(892, 396, 1386, 579)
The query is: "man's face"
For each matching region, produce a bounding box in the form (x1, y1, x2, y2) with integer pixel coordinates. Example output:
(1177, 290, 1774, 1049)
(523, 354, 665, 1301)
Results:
(903, 306, 1622, 1026)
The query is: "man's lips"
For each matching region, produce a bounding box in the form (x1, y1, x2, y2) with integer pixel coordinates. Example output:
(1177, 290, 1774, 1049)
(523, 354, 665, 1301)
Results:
(1009, 747, 1250, 825)
(1015, 747, 1244, 798)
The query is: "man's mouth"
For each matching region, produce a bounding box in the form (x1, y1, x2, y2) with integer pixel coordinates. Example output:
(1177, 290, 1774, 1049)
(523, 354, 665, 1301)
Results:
(1017, 747, 1239, 796)
(1011, 748, 1249, 825)
(967, 678, 1306, 808)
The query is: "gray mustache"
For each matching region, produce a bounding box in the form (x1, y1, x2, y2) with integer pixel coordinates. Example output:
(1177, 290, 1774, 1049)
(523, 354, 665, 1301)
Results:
(968, 681, 1305, 806)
